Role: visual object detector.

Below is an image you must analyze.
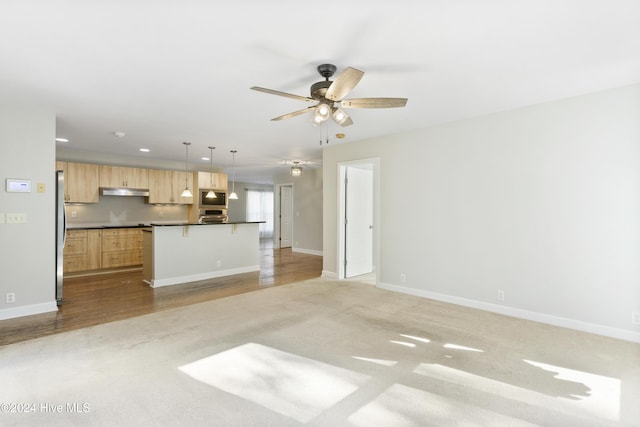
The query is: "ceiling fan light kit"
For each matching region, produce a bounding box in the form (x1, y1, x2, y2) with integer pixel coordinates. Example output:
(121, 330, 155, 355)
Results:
(290, 162, 302, 177)
(251, 63, 407, 128)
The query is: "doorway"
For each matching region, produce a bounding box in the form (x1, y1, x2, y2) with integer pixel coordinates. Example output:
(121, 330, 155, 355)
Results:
(338, 159, 379, 282)
(276, 184, 293, 249)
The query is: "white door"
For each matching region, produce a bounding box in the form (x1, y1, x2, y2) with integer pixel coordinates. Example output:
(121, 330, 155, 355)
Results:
(345, 166, 373, 277)
(280, 185, 293, 248)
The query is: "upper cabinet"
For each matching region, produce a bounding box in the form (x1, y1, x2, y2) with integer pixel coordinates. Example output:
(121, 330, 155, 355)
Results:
(99, 165, 149, 189)
(147, 169, 193, 204)
(197, 171, 228, 190)
(56, 161, 100, 203)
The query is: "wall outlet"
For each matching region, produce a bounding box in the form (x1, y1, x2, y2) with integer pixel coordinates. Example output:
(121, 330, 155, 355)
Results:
(6, 292, 16, 304)
(71, 210, 77, 218)
(632, 312, 640, 325)
(400, 273, 406, 283)
(6, 213, 27, 224)
(498, 290, 505, 301)
(216, 260, 222, 268)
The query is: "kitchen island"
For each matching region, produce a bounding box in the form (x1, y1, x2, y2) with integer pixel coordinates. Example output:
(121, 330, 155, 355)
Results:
(142, 222, 263, 288)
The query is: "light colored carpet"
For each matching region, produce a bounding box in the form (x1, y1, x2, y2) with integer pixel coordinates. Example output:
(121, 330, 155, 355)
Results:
(1, 278, 639, 426)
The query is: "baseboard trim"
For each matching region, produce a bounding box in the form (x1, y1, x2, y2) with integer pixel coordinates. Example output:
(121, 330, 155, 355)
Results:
(377, 282, 640, 344)
(150, 265, 260, 288)
(0, 301, 58, 321)
(321, 270, 338, 279)
(292, 247, 323, 256)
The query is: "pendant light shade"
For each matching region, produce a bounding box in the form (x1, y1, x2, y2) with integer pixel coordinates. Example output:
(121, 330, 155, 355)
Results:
(229, 150, 238, 200)
(205, 145, 217, 199)
(180, 142, 192, 198)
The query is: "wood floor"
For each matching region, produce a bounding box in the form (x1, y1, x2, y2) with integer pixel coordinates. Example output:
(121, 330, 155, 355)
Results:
(0, 242, 322, 346)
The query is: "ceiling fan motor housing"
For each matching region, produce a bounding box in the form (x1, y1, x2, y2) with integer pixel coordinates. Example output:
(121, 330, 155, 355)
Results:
(310, 80, 333, 100)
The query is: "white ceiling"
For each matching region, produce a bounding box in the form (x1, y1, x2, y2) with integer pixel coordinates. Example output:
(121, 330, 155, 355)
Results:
(2, 1, 639, 183)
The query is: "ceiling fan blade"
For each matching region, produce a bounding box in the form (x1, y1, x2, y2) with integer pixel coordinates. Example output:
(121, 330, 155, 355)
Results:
(250, 86, 315, 103)
(325, 67, 364, 101)
(271, 106, 317, 121)
(341, 97, 408, 108)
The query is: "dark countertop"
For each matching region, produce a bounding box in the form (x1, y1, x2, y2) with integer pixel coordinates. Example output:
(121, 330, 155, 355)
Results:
(68, 221, 264, 230)
(150, 221, 265, 226)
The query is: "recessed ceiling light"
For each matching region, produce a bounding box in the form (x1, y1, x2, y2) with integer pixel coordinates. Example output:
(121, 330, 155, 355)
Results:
(55, 138, 69, 142)
(139, 148, 150, 152)
(201, 157, 210, 161)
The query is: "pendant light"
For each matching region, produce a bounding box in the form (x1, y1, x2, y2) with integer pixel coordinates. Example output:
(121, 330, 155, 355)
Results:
(229, 150, 238, 200)
(180, 142, 192, 198)
(205, 146, 217, 199)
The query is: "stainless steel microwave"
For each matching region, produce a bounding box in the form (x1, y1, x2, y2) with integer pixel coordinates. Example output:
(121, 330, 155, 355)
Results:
(200, 190, 227, 208)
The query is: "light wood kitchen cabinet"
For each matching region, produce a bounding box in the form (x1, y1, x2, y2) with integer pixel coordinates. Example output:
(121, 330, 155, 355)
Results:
(101, 228, 144, 269)
(197, 171, 228, 190)
(148, 169, 193, 204)
(56, 161, 100, 203)
(99, 165, 149, 189)
(63, 229, 101, 273)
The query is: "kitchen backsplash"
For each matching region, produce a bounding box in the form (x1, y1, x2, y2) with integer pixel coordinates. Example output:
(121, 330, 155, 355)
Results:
(65, 194, 188, 226)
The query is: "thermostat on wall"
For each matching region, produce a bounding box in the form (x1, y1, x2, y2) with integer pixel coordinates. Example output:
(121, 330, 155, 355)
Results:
(6, 179, 32, 193)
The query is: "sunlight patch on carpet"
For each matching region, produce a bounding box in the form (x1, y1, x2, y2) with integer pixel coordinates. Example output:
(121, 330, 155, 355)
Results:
(415, 361, 620, 422)
(347, 383, 538, 427)
(523, 359, 621, 421)
(399, 334, 431, 343)
(352, 356, 398, 367)
(389, 340, 416, 348)
(179, 343, 369, 422)
(443, 343, 484, 352)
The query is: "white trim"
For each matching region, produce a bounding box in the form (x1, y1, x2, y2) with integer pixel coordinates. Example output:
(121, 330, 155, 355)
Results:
(337, 158, 380, 280)
(275, 183, 294, 249)
(377, 281, 640, 344)
(292, 247, 323, 256)
(322, 270, 338, 279)
(0, 301, 58, 321)
(149, 265, 260, 288)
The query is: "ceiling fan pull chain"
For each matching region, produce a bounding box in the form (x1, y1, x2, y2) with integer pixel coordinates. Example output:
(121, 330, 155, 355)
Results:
(325, 123, 330, 144)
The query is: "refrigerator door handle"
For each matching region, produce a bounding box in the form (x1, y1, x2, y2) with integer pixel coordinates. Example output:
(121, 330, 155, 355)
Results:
(63, 205, 67, 247)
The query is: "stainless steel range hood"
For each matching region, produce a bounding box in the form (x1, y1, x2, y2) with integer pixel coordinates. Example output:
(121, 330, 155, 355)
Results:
(100, 187, 150, 197)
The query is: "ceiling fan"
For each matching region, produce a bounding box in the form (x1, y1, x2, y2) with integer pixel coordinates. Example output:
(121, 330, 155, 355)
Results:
(250, 64, 408, 127)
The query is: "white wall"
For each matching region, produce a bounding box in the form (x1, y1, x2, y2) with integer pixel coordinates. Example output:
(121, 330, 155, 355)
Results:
(0, 100, 57, 319)
(274, 166, 323, 254)
(323, 83, 640, 342)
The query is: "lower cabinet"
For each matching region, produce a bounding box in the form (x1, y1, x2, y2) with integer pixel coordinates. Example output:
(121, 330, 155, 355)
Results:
(63, 228, 143, 275)
(101, 228, 144, 269)
(63, 229, 101, 273)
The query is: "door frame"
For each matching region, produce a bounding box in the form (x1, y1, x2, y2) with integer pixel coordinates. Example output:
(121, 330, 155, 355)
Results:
(275, 183, 294, 249)
(337, 158, 380, 281)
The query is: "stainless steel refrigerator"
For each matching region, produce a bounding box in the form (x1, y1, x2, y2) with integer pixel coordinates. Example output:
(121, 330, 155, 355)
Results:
(55, 170, 65, 305)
